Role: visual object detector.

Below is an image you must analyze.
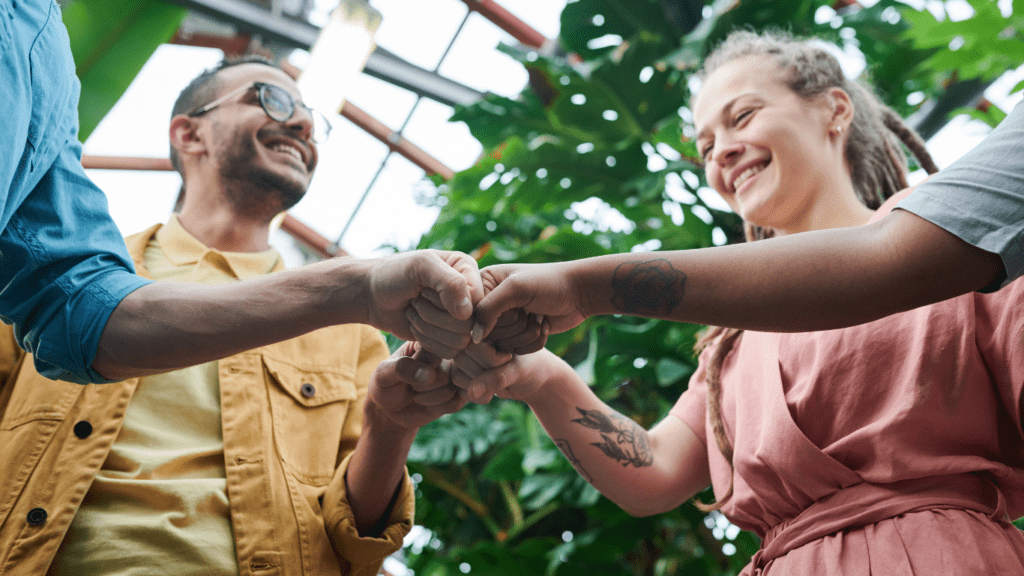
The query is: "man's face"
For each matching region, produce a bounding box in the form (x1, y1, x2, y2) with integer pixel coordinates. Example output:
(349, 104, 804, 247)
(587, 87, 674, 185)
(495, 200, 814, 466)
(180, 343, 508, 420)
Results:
(203, 63, 319, 217)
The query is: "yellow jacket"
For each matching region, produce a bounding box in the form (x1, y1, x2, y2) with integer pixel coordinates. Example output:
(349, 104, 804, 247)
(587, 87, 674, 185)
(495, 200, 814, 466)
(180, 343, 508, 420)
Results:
(0, 224, 413, 576)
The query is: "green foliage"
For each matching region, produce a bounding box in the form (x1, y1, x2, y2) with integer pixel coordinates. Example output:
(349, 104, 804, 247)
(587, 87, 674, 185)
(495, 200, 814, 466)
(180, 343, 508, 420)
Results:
(62, 0, 186, 141)
(408, 1, 1024, 574)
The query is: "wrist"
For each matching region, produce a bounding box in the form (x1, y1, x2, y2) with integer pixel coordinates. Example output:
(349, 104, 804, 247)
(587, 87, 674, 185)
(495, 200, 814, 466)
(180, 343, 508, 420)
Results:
(363, 396, 420, 439)
(317, 257, 374, 327)
(516, 352, 567, 406)
(566, 259, 603, 318)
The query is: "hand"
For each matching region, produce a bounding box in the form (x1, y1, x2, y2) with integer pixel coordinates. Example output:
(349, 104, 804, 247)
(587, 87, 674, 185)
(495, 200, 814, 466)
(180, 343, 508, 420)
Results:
(450, 341, 513, 404)
(405, 294, 547, 358)
(367, 341, 467, 431)
(488, 308, 548, 355)
(472, 262, 586, 344)
(452, 346, 558, 404)
(365, 250, 483, 358)
(404, 290, 475, 359)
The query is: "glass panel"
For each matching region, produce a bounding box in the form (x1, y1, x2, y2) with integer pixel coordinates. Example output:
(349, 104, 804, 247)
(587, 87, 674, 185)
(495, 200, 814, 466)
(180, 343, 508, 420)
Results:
(500, 0, 566, 39)
(402, 98, 482, 171)
(338, 154, 439, 257)
(343, 71, 419, 128)
(289, 123, 391, 240)
(371, 0, 468, 71)
(88, 170, 182, 237)
(436, 13, 528, 98)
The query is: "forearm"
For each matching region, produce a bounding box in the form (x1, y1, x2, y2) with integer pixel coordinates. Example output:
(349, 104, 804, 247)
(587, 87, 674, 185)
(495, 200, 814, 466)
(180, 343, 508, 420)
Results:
(571, 210, 1003, 332)
(344, 401, 417, 536)
(522, 355, 705, 516)
(93, 257, 372, 380)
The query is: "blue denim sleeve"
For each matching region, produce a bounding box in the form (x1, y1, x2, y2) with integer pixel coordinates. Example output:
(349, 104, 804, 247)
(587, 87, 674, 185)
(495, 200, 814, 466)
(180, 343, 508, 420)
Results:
(0, 0, 150, 383)
(1, 145, 151, 384)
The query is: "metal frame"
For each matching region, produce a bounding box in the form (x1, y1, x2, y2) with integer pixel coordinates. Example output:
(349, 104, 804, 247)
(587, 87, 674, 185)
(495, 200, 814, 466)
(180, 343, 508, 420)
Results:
(163, 0, 484, 107)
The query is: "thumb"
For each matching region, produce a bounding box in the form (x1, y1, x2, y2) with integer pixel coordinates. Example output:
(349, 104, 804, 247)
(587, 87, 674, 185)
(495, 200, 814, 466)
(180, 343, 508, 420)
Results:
(472, 281, 525, 344)
(420, 253, 474, 321)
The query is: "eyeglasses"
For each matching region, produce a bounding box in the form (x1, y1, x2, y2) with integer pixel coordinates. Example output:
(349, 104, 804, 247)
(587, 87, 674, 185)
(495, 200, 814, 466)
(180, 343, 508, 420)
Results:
(188, 82, 332, 143)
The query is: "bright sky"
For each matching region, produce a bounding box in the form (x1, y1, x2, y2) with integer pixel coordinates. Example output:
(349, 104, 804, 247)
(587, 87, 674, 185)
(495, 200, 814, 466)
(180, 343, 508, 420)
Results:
(82, 0, 1023, 268)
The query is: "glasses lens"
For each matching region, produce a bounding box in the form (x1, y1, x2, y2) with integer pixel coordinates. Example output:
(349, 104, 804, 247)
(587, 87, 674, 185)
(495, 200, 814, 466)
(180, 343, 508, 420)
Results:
(312, 110, 332, 143)
(259, 84, 294, 122)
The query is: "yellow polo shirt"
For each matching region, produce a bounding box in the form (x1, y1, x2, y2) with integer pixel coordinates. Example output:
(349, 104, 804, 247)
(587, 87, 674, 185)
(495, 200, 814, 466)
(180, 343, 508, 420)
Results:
(49, 217, 280, 576)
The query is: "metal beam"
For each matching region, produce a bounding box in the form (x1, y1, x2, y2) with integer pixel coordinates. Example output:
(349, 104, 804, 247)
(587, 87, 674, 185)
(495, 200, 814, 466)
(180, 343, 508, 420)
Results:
(462, 0, 548, 49)
(364, 47, 483, 107)
(908, 78, 992, 142)
(163, 0, 484, 107)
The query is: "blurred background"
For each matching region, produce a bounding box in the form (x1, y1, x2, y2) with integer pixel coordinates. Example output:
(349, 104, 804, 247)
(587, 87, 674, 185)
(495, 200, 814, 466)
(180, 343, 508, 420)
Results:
(65, 0, 1024, 574)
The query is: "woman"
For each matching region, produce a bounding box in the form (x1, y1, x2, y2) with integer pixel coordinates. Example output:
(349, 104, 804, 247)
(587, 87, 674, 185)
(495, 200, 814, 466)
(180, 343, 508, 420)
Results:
(445, 30, 1024, 574)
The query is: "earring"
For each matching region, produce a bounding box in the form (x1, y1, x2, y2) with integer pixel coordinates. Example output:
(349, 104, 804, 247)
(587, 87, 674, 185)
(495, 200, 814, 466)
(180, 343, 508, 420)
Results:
(834, 125, 844, 136)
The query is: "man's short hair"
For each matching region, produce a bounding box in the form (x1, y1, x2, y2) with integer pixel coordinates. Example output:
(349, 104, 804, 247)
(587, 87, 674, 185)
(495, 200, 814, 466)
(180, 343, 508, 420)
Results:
(169, 55, 280, 175)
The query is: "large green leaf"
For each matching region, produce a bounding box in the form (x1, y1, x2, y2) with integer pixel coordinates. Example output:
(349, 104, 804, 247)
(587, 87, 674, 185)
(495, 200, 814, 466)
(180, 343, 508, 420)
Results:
(62, 0, 186, 141)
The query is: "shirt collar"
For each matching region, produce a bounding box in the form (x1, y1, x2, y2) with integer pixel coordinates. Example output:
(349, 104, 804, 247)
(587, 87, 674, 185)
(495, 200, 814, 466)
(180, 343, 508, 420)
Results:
(156, 215, 283, 280)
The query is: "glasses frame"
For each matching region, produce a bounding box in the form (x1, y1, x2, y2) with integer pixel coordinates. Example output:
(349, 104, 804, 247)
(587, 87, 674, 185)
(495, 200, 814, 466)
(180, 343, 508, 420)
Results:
(188, 82, 332, 143)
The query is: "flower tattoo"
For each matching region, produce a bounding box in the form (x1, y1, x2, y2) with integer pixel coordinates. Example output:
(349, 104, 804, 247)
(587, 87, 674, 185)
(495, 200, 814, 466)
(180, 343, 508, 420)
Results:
(610, 259, 686, 316)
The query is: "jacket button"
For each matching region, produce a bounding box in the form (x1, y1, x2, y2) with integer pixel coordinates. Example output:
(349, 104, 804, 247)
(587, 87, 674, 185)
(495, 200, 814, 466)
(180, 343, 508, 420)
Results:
(73, 421, 92, 439)
(26, 508, 47, 526)
(300, 383, 316, 398)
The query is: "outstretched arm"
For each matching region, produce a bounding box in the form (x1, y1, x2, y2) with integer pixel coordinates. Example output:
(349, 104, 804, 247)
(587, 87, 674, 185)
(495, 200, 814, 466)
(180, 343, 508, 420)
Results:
(472, 209, 1003, 341)
(93, 250, 483, 380)
(451, 347, 710, 516)
(346, 342, 466, 536)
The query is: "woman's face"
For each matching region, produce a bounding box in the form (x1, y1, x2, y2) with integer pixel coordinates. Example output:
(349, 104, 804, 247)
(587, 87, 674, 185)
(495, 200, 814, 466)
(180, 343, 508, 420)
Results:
(693, 55, 840, 235)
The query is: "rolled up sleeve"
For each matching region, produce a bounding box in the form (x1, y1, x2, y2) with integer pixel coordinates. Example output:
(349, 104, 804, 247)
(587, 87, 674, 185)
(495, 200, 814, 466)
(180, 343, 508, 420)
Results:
(1, 143, 150, 384)
(322, 452, 415, 576)
(0, 0, 149, 383)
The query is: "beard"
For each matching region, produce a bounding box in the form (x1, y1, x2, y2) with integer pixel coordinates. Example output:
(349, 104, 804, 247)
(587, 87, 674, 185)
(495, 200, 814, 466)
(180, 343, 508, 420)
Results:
(217, 127, 310, 220)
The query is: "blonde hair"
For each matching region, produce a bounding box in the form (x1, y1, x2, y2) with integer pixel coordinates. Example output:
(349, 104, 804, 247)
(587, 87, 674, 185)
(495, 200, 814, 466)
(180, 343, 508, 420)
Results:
(692, 30, 938, 512)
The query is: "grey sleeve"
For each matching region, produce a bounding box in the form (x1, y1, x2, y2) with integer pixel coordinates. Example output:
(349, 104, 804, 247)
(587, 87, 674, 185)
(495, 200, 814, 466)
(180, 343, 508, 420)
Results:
(898, 100, 1024, 287)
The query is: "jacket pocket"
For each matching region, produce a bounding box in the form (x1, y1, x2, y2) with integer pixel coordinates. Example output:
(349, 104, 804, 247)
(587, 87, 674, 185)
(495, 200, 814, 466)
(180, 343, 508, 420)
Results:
(263, 355, 358, 486)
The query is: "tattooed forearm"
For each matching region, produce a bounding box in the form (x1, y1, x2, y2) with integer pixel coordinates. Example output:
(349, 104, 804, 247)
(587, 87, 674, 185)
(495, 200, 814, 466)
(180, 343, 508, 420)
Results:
(610, 259, 686, 316)
(554, 439, 593, 483)
(571, 407, 653, 468)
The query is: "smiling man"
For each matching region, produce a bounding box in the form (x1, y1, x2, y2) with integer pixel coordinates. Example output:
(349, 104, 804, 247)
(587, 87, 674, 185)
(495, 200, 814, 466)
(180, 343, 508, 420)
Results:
(0, 57, 468, 576)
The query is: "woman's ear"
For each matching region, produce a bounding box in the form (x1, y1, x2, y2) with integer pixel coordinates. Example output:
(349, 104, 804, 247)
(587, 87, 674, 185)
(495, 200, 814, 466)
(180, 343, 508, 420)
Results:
(169, 115, 205, 160)
(826, 87, 854, 135)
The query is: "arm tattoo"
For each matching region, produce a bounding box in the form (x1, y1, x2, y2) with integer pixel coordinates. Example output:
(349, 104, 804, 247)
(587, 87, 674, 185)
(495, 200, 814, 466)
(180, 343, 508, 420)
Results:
(610, 259, 686, 316)
(554, 439, 593, 483)
(571, 407, 653, 468)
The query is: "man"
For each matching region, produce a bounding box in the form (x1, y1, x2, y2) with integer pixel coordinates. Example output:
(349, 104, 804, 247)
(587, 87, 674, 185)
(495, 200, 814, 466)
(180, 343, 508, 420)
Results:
(2, 0, 479, 386)
(0, 57, 466, 575)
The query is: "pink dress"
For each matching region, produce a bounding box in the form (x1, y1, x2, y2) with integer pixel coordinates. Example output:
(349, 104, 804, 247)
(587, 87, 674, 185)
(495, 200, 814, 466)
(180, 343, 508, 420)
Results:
(672, 222, 1024, 575)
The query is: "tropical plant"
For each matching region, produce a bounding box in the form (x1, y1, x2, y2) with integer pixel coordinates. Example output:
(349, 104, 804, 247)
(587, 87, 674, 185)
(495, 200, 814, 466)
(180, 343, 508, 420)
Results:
(405, 1, 1024, 574)
(62, 0, 186, 141)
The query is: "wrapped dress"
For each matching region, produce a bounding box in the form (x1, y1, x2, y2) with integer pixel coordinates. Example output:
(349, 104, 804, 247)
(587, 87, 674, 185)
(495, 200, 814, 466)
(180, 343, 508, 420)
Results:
(672, 221, 1024, 575)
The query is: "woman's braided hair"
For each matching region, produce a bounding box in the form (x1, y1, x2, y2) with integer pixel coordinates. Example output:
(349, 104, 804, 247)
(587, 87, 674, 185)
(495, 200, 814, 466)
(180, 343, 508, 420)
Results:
(691, 30, 938, 512)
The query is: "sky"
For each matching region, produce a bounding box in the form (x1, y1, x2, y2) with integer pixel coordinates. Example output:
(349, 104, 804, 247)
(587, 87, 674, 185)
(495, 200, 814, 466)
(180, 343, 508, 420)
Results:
(82, 0, 1023, 268)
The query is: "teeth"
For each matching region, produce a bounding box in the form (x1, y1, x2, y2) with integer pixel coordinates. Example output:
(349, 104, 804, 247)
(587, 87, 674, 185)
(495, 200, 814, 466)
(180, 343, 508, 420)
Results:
(732, 161, 767, 192)
(270, 143, 303, 163)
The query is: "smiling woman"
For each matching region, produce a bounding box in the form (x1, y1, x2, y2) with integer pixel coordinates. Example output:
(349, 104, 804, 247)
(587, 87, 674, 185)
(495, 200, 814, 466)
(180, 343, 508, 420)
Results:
(446, 29, 1024, 576)
(682, 30, 1024, 574)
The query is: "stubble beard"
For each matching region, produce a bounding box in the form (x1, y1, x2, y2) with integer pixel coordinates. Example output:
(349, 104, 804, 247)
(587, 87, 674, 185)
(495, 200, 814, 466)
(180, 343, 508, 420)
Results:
(218, 129, 309, 221)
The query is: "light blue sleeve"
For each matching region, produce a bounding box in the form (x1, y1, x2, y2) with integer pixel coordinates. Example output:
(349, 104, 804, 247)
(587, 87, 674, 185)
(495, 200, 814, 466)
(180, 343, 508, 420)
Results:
(0, 0, 150, 383)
